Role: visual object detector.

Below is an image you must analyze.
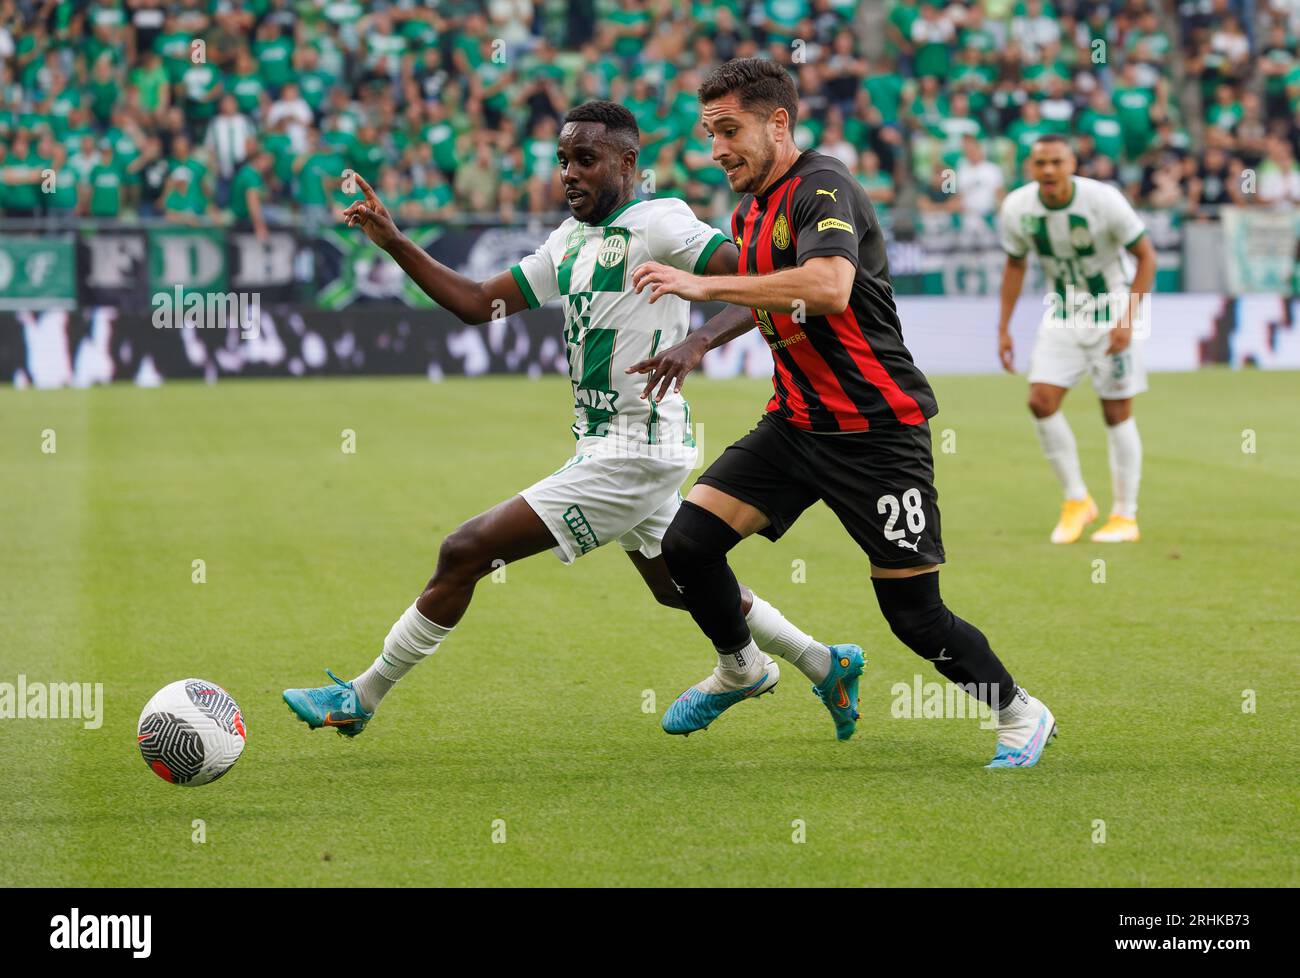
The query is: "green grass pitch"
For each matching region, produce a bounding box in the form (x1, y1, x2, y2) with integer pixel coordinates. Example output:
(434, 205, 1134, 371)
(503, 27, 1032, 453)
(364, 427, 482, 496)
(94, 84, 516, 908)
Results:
(1, 369, 1296, 887)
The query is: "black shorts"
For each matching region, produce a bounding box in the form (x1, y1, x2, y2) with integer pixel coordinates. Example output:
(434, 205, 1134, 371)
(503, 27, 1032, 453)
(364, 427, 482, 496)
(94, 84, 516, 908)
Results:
(696, 413, 945, 569)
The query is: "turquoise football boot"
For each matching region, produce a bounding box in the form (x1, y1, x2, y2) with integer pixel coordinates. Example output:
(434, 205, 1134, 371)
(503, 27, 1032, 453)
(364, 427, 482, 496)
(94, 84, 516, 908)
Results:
(662, 656, 779, 735)
(283, 670, 373, 738)
(810, 644, 865, 741)
(986, 691, 1057, 768)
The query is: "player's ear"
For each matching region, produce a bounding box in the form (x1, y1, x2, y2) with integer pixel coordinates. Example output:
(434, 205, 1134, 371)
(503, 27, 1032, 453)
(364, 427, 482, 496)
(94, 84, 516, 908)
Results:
(769, 107, 790, 142)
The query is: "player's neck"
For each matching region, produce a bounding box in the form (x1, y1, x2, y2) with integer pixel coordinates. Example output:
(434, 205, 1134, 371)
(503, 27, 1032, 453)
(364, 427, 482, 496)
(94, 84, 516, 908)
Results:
(1038, 177, 1075, 209)
(754, 144, 803, 197)
(588, 192, 637, 226)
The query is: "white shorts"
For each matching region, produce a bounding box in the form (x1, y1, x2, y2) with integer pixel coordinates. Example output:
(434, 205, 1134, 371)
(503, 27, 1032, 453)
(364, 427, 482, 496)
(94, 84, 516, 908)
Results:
(1027, 318, 1148, 400)
(518, 446, 695, 565)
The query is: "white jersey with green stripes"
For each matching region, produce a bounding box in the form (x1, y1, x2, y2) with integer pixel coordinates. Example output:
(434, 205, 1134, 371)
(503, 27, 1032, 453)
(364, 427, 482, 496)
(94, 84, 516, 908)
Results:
(509, 197, 728, 458)
(999, 176, 1147, 325)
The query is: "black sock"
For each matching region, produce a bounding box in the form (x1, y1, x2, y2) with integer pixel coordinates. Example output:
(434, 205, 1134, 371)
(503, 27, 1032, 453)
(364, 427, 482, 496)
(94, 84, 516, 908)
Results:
(872, 572, 1017, 709)
(660, 501, 750, 652)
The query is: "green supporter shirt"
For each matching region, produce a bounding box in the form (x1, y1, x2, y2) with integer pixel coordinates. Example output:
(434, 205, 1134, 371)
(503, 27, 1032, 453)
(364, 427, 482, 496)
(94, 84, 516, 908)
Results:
(154, 31, 192, 84)
(263, 131, 296, 186)
(228, 72, 266, 115)
(297, 69, 334, 113)
(131, 63, 170, 113)
(864, 73, 904, 126)
(607, 8, 649, 58)
(349, 141, 388, 177)
(87, 78, 118, 124)
(164, 159, 208, 215)
(887, 2, 920, 55)
(1112, 85, 1155, 155)
(88, 162, 124, 216)
(229, 164, 264, 220)
(419, 122, 461, 174)
(297, 149, 345, 206)
(46, 168, 80, 212)
(105, 127, 142, 184)
(254, 37, 294, 89)
(1076, 109, 1124, 159)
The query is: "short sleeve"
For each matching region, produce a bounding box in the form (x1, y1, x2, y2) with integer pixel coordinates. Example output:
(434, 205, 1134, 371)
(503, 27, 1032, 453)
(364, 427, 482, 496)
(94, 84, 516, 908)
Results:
(648, 200, 729, 274)
(509, 226, 564, 308)
(1106, 185, 1146, 249)
(999, 196, 1029, 258)
(790, 168, 865, 267)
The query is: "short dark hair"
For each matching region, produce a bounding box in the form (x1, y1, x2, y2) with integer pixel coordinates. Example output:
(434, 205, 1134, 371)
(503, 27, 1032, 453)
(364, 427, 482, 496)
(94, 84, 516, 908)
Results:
(1033, 133, 1073, 150)
(563, 101, 640, 153)
(698, 58, 798, 124)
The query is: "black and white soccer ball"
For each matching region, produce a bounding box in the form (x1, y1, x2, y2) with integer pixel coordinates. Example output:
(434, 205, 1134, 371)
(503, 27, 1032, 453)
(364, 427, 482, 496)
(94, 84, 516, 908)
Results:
(137, 679, 247, 786)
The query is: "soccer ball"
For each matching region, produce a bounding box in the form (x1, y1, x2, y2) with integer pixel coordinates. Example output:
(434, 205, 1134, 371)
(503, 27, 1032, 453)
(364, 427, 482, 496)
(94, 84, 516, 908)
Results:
(137, 679, 246, 786)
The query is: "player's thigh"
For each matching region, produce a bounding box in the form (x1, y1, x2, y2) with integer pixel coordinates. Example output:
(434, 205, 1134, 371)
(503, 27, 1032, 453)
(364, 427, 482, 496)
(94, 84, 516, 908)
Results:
(815, 421, 946, 571)
(519, 451, 691, 565)
(438, 494, 558, 572)
(1088, 335, 1148, 403)
(690, 415, 819, 542)
(1027, 320, 1090, 396)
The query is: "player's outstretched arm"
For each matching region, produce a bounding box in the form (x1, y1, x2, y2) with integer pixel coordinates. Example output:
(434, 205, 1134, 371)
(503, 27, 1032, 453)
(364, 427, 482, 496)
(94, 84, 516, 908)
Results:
(631, 255, 853, 316)
(342, 173, 527, 325)
(997, 254, 1027, 373)
(625, 304, 755, 402)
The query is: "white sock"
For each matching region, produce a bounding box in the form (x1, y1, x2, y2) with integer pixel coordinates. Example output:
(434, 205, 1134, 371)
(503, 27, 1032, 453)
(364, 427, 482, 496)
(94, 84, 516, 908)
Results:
(1105, 417, 1142, 519)
(714, 638, 766, 689)
(744, 592, 831, 682)
(1034, 411, 1088, 500)
(351, 602, 453, 713)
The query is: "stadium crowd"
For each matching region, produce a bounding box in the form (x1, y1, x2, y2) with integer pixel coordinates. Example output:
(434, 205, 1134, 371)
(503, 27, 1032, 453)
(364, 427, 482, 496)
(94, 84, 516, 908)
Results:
(0, 0, 1298, 234)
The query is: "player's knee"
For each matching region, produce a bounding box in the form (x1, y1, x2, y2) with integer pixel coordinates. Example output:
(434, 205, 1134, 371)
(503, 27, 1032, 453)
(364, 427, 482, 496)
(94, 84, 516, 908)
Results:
(661, 502, 740, 577)
(435, 527, 488, 580)
(1027, 392, 1056, 419)
(873, 576, 952, 654)
(652, 584, 686, 609)
(1101, 399, 1132, 425)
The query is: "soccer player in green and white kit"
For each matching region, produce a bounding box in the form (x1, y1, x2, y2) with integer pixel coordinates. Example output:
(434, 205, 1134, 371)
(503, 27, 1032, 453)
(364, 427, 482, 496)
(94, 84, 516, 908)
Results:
(997, 134, 1157, 545)
(283, 102, 864, 739)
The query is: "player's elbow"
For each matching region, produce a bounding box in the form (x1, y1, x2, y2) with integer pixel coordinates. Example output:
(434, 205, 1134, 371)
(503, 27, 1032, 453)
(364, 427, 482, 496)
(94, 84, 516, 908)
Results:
(805, 281, 852, 316)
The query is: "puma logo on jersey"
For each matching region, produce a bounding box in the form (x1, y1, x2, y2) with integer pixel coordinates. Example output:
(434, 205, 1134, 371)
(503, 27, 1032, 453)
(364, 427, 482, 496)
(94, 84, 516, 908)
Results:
(897, 538, 920, 551)
(816, 187, 840, 202)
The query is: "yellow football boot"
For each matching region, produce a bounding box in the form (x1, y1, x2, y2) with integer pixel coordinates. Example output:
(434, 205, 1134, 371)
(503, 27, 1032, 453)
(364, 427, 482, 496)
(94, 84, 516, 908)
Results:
(1090, 514, 1140, 543)
(1050, 495, 1098, 544)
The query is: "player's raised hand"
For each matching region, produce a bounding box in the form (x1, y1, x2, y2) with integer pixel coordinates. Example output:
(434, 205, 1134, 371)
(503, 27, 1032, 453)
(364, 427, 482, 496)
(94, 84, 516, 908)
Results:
(631, 261, 710, 304)
(342, 173, 399, 249)
(625, 333, 708, 402)
(997, 329, 1015, 373)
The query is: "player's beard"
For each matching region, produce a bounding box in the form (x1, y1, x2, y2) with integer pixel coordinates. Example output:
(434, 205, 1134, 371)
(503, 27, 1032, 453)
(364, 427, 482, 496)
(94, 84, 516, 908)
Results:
(732, 141, 777, 195)
(585, 183, 624, 224)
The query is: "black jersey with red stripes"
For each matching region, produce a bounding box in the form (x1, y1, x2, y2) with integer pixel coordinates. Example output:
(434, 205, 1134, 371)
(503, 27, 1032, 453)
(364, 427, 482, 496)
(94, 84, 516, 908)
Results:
(730, 150, 937, 432)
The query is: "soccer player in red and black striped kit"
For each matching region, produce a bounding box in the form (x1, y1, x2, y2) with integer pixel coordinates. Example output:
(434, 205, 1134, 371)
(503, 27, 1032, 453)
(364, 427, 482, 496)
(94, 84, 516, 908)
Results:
(630, 58, 1057, 767)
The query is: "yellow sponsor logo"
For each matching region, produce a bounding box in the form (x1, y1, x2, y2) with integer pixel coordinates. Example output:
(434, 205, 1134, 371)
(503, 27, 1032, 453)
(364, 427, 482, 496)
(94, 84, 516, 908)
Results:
(817, 218, 853, 234)
(769, 331, 808, 350)
(754, 307, 776, 337)
(816, 187, 839, 202)
(772, 214, 790, 250)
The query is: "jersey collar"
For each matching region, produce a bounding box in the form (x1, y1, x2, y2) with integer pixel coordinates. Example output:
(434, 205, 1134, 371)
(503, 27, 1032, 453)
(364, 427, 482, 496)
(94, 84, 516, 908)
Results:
(589, 198, 639, 227)
(755, 149, 814, 203)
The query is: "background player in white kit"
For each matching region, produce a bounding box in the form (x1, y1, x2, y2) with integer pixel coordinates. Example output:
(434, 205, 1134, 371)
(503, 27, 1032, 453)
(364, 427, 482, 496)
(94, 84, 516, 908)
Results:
(996, 135, 1158, 544)
(283, 102, 853, 738)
